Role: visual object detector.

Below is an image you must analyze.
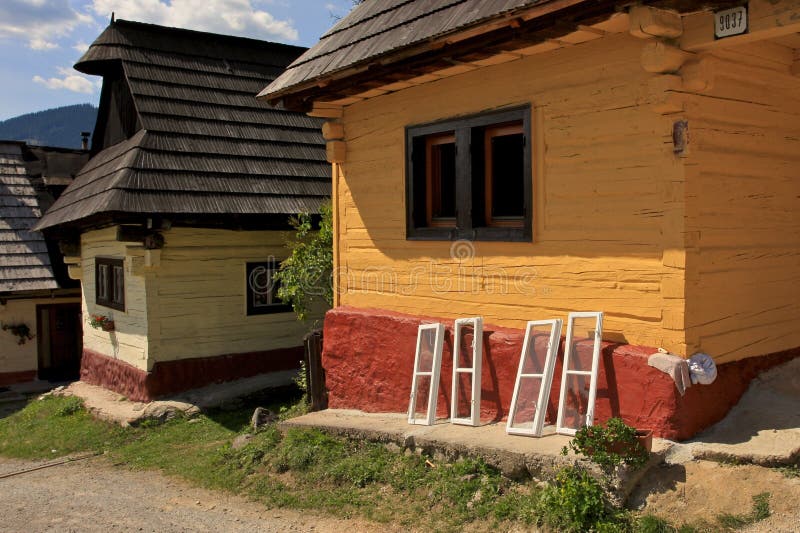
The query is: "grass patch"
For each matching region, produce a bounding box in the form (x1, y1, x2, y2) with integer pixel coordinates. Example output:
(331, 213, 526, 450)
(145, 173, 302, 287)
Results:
(0, 392, 693, 532)
(0, 396, 127, 458)
(715, 492, 770, 530)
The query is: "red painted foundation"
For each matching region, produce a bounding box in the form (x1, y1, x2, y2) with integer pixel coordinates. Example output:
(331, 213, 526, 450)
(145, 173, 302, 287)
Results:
(80, 346, 303, 402)
(322, 306, 798, 440)
(0, 370, 37, 387)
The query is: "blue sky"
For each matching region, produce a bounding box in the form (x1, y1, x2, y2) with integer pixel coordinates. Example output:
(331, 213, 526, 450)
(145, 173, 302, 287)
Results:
(0, 0, 356, 120)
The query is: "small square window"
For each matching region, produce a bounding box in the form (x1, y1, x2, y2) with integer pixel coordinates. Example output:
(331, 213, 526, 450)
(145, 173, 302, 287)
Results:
(246, 260, 292, 316)
(406, 106, 532, 241)
(95, 257, 124, 311)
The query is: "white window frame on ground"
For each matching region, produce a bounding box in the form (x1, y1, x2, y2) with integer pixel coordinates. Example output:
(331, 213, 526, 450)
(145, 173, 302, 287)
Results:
(556, 311, 604, 436)
(408, 323, 445, 425)
(450, 317, 483, 426)
(506, 319, 562, 437)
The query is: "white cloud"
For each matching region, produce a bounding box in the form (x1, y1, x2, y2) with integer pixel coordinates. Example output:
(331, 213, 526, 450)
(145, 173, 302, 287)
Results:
(89, 0, 298, 41)
(72, 41, 91, 53)
(29, 37, 58, 50)
(33, 70, 97, 94)
(0, 0, 94, 50)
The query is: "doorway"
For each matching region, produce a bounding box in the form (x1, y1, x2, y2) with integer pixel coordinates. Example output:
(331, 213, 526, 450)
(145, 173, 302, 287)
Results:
(37, 303, 82, 382)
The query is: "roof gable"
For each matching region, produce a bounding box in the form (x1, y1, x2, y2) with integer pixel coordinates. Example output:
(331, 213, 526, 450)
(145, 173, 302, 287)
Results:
(37, 20, 330, 232)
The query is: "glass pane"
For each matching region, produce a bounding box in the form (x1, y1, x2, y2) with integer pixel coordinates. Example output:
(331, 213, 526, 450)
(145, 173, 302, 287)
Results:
(566, 316, 598, 372)
(561, 373, 591, 431)
(490, 133, 524, 217)
(521, 326, 552, 375)
(509, 376, 543, 430)
(113, 266, 124, 304)
(456, 325, 475, 369)
(416, 328, 437, 373)
(413, 375, 432, 418)
(97, 264, 108, 300)
(431, 141, 456, 219)
(453, 371, 472, 420)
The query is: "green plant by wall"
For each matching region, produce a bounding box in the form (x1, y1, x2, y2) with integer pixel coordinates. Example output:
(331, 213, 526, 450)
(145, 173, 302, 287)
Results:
(275, 202, 333, 321)
(536, 466, 616, 532)
(562, 417, 650, 471)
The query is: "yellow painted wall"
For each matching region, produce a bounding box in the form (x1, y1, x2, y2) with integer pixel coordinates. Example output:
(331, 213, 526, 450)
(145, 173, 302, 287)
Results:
(146, 227, 319, 369)
(0, 296, 80, 373)
(81, 227, 149, 371)
(334, 32, 689, 353)
(683, 41, 800, 363)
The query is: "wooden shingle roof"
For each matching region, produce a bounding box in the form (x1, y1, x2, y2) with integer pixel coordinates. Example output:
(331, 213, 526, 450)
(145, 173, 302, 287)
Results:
(1, 142, 85, 293)
(37, 20, 329, 232)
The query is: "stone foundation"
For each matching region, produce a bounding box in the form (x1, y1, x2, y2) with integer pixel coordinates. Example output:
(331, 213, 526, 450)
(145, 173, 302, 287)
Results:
(322, 306, 798, 440)
(80, 346, 303, 402)
(0, 370, 37, 387)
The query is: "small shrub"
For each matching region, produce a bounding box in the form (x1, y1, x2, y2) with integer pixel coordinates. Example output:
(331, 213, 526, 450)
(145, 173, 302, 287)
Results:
(536, 466, 609, 532)
(563, 417, 649, 471)
(55, 396, 84, 417)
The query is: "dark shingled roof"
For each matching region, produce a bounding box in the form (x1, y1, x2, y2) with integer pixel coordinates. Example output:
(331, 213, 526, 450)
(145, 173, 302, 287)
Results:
(1, 142, 86, 293)
(260, 0, 551, 100)
(37, 20, 329, 232)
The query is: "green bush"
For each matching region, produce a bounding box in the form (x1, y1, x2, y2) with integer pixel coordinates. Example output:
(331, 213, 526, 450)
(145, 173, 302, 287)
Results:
(563, 417, 649, 471)
(536, 466, 610, 532)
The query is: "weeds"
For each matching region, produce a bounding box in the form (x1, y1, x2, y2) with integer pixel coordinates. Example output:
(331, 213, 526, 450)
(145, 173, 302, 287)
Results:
(716, 492, 771, 529)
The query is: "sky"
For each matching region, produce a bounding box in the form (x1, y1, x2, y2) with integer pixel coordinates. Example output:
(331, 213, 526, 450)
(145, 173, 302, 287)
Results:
(0, 0, 357, 120)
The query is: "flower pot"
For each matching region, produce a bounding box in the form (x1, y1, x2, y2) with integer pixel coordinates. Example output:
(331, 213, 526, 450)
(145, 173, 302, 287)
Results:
(635, 429, 653, 453)
(101, 321, 115, 332)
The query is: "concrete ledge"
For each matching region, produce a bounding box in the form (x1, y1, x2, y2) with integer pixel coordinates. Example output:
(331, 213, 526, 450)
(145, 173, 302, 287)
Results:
(279, 408, 672, 504)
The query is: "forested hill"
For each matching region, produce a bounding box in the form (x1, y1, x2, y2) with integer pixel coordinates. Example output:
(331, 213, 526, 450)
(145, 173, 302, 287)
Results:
(0, 104, 97, 149)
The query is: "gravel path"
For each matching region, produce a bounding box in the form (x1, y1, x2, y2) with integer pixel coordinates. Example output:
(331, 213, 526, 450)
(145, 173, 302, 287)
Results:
(0, 456, 383, 533)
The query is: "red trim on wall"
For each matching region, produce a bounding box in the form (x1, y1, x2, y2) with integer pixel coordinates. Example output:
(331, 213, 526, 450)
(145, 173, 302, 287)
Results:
(322, 306, 798, 440)
(80, 346, 303, 402)
(0, 370, 37, 387)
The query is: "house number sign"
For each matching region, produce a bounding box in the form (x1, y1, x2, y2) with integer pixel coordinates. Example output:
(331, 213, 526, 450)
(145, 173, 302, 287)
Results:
(714, 5, 748, 39)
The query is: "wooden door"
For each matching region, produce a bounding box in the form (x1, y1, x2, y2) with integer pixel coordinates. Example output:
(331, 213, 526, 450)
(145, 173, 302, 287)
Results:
(37, 303, 82, 382)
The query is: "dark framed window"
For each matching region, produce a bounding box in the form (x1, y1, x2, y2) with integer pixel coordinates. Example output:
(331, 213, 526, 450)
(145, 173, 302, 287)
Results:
(246, 260, 291, 316)
(95, 257, 125, 311)
(406, 106, 532, 241)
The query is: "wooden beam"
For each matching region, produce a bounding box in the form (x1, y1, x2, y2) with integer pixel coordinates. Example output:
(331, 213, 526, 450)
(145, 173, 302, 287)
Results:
(308, 102, 343, 118)
(326, 141, 346, 164)
(681, 0, 800, 51)
(641, 42, 693, 73)
(681, 59, 714, 92)
(629, 5, 683, 39)
(322, 121, 344, 141)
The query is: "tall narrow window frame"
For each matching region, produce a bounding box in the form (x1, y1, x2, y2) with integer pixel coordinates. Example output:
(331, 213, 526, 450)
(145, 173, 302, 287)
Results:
(95, 257, 124, 311)
(405, 105, 532, 242)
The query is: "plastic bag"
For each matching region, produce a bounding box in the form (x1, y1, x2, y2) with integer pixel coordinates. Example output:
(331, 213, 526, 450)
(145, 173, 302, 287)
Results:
(688, 353, 717, 385)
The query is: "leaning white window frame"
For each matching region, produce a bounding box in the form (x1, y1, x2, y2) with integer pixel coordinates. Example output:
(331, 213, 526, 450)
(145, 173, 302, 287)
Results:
(408, 323, 445, 425)
(506, 319, 563, 437)
(556, 312, 604, 436)
(450, 317, 483, 426)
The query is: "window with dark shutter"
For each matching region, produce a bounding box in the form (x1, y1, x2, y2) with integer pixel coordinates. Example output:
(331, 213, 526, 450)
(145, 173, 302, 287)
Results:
(95, 257, 125, 311)
(406, 106, 532, 242)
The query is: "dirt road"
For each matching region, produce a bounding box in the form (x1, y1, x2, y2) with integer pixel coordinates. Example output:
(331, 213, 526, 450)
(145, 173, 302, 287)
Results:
(0, 456, 382, 533)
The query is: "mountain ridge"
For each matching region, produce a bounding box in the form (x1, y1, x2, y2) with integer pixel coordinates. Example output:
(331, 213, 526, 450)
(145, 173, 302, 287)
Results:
(0, 104, 97, 149)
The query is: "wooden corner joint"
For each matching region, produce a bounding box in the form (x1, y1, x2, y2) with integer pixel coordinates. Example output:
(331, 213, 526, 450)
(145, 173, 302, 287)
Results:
(629, 5, 683, 39)
(308, 101, 344, 119)
(681, 58, 715, 92)
(322, 121, 345, 141)
(641, 41, 693, 73)
(326, 140, 346, 164)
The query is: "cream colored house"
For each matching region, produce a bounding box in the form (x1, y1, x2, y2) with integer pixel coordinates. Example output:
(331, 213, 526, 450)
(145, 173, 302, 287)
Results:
(35, 21, 329, 401)
(1, 142, 86, 385)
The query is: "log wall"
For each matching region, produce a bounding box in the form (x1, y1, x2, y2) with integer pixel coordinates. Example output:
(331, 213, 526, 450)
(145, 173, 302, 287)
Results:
(683, 41, 800, 362)
(335, 33, 689, 354)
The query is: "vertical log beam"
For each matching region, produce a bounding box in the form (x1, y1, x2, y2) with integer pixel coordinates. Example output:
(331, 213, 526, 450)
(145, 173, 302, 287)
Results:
(629, 5, 683, 39)
(322, 120, 346, 164)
